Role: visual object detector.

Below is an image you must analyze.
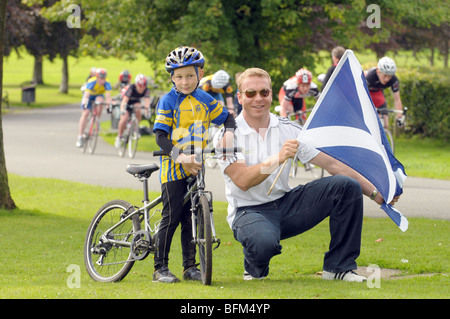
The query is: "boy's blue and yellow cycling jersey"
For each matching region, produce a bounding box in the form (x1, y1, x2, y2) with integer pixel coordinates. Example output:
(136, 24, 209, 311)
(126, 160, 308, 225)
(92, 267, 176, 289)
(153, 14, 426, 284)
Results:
(153, 87, 228, 184)
(85, 76, 112, 96)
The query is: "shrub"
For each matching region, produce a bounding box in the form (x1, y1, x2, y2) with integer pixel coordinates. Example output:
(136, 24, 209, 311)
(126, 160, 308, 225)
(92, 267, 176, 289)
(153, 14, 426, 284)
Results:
(396, 67, 449, 140)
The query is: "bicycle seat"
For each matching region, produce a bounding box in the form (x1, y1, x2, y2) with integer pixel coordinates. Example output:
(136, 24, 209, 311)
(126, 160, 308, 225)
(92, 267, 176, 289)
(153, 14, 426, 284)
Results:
(126, 163, 159, 179)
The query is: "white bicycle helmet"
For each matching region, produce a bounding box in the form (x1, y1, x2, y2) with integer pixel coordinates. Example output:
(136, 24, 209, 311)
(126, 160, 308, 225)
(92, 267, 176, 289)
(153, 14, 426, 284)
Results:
(135, 73, 147, 87)
(211, 70, 230, 89)
(377, 57, 397, 76)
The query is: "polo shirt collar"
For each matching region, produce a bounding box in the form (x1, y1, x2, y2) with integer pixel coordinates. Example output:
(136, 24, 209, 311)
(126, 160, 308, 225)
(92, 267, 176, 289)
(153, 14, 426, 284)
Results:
(236, 113, 279, 135)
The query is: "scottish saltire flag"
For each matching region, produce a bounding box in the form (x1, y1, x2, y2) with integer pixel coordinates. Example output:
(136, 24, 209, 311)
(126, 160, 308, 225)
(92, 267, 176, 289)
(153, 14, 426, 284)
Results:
(298, 50, 408, 231)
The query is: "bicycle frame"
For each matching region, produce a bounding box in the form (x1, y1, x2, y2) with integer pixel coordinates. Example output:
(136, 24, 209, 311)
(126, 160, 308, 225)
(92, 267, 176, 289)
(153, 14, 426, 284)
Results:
(98, 155, 217, 259)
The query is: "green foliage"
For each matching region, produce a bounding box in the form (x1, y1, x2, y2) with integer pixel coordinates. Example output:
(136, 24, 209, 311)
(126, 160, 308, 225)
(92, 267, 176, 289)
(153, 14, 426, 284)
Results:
(397, 67, 450, 140)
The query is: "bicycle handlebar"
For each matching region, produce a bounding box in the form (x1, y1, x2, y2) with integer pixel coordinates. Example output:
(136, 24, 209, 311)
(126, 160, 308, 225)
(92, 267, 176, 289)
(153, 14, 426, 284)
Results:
(376, 107, 408, 115)
(82, 101, 112, 110)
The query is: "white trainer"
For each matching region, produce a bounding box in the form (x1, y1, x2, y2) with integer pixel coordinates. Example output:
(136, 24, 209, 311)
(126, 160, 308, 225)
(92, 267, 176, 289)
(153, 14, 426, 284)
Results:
(322, 270, 367, 282)
(243, 271, 266, 281)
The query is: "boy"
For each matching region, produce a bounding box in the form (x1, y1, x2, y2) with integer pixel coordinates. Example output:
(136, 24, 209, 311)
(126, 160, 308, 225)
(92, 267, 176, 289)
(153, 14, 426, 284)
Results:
(152, 46, 235, 283)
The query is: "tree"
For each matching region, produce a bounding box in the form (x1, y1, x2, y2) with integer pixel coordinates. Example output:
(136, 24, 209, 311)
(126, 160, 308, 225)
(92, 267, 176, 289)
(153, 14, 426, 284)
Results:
(0, 0, 16, 210)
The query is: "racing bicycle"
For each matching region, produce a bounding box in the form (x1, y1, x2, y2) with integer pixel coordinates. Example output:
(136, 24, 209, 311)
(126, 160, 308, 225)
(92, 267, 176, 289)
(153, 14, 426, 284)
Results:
(81, 101, 107, 155)
(84, 146, 239, 285)
(377, 107, 408, 154)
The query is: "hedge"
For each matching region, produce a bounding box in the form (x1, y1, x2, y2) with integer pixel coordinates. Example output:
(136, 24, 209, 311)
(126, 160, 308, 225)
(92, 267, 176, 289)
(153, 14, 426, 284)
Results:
(395, 67, 449, 140)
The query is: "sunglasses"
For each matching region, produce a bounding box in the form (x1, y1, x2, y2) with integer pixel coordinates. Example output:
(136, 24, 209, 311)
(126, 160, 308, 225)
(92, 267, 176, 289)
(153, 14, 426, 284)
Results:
(243, 89, 271, 98)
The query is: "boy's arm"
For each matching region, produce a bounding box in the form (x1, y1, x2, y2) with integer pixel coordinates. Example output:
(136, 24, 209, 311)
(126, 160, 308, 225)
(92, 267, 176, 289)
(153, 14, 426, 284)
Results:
(155, 129, 178, 157)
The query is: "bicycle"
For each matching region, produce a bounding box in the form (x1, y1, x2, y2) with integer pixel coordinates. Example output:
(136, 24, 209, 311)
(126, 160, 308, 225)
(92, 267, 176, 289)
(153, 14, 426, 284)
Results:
(377, 107, 408, 154)
(81, 101, 107, 155)
(118, 105, 148, 158)
(275, 106, 325, 179)
(84, 146, 239, 285)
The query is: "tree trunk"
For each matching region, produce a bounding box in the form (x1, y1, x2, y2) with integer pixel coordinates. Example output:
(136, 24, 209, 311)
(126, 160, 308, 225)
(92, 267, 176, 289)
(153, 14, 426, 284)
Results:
(0, 0, 16, 210)
(59, 54, 69, 94)
(32, 55, 44, 84)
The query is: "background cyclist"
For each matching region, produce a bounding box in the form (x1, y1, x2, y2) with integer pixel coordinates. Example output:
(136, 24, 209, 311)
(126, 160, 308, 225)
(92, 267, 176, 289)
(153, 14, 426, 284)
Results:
(114, 69, 132, 90)
(76, 68, 112, 148)
(199, 69, 236, 116)
(321, 46, 345, 91)
(114, 74, 151, 148)
(278, 68, 320, 119)
(365, 57, 403, 128)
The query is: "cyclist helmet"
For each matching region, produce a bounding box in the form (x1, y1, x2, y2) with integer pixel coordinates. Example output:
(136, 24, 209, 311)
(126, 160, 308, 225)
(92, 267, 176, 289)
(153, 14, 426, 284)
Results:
(211, 70, 230, 89)
(165, 46, 205, 73)
(135, 73, 147, 87)
(377, 57, 397, 76)
(295, 68, 312, 84)
(96, 68, 107, 79)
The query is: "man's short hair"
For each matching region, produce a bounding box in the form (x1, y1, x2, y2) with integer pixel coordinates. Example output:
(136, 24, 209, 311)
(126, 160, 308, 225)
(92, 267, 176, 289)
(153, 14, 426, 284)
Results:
(237, 68, 272, 92)
(331, 46, 345, 60)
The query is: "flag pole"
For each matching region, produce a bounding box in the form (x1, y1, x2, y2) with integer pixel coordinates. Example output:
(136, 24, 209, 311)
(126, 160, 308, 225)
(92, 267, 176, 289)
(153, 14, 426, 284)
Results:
(267, 159, 288, 196)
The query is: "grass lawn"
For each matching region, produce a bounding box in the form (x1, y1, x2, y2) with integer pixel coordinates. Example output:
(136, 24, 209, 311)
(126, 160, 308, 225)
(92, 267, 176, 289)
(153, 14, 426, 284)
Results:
(2, 50, 158, 108)
(0, 175, 448, 299)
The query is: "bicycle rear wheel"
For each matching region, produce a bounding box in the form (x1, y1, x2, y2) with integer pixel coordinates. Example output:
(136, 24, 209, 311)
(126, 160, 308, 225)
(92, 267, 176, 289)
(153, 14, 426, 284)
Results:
(128, 118, 139, 158)
(196, 195, 212, 285)
(84, 200, 141, 282)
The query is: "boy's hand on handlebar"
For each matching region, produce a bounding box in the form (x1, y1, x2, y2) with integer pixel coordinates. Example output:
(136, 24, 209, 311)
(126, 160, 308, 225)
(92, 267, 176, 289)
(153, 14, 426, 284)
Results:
(176, 153, 202, 175)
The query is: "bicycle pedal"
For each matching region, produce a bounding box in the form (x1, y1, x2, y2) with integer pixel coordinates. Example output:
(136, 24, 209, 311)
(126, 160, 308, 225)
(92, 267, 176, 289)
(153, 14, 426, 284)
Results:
(213, 238, 221, 250)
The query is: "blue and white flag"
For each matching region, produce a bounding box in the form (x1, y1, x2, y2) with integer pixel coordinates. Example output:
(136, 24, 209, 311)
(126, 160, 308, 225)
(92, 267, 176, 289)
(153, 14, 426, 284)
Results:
(298, 50, 408, 231)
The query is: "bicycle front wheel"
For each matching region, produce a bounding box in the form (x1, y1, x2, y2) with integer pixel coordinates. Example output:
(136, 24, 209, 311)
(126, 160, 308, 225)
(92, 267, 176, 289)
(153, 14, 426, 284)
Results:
(196, 195, 212, 285)
(84, 200, 141, 282)
(128, 119, 139, 158)
(384, 128, 395, 154)
(87, 116, 99, 154)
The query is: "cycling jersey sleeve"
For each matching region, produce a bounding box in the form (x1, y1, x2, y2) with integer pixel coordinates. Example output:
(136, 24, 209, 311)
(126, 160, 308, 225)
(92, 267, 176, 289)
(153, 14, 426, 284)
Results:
(210, 100, 229, 126)
(104, 81, 112, 91)
(155, 129, 176, 154)
(85, 79, 97, 93)
(223, 83, 234, 98)
(390, 76, 400, 93)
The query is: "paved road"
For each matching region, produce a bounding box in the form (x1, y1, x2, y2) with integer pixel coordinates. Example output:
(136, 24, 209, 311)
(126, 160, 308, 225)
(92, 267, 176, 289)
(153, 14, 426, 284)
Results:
(3, 104, 449, 221)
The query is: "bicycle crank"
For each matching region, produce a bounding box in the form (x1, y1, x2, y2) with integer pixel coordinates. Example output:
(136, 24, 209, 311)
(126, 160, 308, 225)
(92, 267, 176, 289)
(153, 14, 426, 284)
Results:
(130, 230, 151, 261)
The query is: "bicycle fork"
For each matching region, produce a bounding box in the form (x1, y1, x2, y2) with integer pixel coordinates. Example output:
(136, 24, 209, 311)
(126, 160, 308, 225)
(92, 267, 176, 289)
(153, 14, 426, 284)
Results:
(190, 191, 221, 250)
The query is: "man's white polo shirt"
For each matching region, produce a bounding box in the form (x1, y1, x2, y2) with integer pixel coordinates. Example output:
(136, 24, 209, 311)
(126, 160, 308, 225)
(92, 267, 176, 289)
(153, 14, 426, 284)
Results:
(216, 113, 319, 228)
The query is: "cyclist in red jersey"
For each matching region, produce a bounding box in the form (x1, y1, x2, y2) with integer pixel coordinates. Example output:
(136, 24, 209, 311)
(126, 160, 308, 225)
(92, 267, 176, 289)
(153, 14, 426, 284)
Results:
(114, 70, 132, 90)
(278, 68, 320, 118)
(365, 57, 403, 128)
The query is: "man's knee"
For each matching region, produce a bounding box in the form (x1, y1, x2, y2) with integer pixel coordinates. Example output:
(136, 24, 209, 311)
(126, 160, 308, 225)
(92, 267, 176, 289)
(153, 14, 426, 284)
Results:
(244, 230, 281, 264)
(331, 175, 362, 198)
